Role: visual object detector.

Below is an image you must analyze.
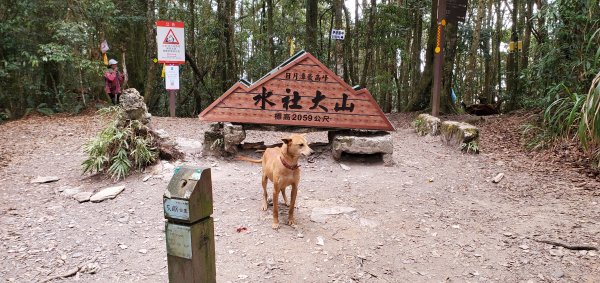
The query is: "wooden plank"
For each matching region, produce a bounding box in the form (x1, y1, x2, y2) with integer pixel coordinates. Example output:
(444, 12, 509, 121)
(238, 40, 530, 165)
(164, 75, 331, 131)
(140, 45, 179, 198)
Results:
(199, 52, 394, 131)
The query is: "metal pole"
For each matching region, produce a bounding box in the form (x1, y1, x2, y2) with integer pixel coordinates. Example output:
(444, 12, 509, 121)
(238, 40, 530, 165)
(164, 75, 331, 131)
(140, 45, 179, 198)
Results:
(432, 0, 446, 117)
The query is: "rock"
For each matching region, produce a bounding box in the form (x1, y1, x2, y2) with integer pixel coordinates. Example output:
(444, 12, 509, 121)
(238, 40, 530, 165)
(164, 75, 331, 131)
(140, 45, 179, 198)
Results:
(139, 249, 148, 254)
(340, 164, 351, 171)
(440, 121, 480, 153)
(359, 218, 379, 228)
(203, 123, 225, 156)
(330, 130, 394, 166)
(90, 186, 125, 203)
(72, 252, 83, 258)
(238, 274, 248, 280)
(154, 129, 170, 139)
(73, 192, 93, 203)
(316, 236, 324, 246)
(142, 175, 151, 182)
(120, 88, 151, 124)
(30, 176, 60, 184)
(223, 123, 246, 154)
(519, 244, 529, 250)
(61, 187, 81, 197)
(119, 244, 128, 250)
(551, 270, 564, 278)
(176, 137, 202, 151)
(492, 173, 505, 183)
(310, 206, 356, 223)
(80, 262, 100, 274)
(297, 233, 304, 238)
(412, 114, 441, 136)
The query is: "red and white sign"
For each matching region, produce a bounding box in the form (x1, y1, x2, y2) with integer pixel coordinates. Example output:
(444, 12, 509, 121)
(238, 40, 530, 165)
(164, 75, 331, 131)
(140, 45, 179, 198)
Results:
(156, 21, 185, 64)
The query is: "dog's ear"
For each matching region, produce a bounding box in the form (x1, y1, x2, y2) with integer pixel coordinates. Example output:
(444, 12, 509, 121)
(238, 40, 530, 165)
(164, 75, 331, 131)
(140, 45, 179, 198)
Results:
(281, 138, 292, 145)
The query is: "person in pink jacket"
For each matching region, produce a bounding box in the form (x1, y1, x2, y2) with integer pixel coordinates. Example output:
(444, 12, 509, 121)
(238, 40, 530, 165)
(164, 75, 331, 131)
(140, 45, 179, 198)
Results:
(104, 59, 125, 105)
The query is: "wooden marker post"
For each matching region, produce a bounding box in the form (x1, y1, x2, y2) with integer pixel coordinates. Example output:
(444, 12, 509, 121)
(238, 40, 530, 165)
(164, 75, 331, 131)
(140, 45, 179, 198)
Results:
(169, 90, 176, 117)
(163, 166, 216, 283)
(431, 0, 446, 117)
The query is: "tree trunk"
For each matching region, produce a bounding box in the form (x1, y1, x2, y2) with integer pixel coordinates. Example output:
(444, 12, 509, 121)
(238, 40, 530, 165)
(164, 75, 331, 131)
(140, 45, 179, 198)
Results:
(465, 0, 486, 104)
(409, 9, 423, 103)
(267, 0, 275, 68)
(520, 0, 533, 71)
(506, 0, 520, 111)
(441, 22, 459, 113)
(333, 0, 344, 76)
(343, 4, 353, 84)
(360, 0, 377, 86)
(305, 0, 319, 55)
(405, 0, 436, 111)
(144, 0, 158, 106)
(352, 0, 360, 84)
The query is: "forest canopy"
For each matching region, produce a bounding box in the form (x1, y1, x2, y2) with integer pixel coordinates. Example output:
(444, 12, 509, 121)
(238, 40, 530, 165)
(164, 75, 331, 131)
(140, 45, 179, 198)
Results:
(1, 0, 599, 143)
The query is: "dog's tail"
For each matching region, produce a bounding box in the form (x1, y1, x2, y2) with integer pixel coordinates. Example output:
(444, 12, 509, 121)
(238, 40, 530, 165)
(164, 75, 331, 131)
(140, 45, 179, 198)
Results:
(237, 156, 263, 164)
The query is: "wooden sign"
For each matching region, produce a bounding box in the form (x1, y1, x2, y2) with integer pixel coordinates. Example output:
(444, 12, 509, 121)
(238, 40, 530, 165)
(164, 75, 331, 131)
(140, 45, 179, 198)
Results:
(199, 51, 394, 131)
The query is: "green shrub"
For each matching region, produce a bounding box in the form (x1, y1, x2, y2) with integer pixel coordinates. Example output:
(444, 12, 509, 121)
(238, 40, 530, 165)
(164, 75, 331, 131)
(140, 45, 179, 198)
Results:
(82, 106, 158, 180)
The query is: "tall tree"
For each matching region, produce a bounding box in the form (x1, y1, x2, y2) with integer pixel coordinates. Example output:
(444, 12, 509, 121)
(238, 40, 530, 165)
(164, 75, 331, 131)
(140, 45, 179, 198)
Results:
(360, 0, 377, 86)
(305, 0, 319, 55)
(144, 0, 158, 106)
(465, 0, 486, 103)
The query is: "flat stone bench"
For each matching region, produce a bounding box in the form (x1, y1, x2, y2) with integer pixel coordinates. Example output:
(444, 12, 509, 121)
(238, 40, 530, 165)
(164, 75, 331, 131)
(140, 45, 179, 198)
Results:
(412, 113, 441, 136)
(440, 121, 480, 153)
(328, 130, 394, 166)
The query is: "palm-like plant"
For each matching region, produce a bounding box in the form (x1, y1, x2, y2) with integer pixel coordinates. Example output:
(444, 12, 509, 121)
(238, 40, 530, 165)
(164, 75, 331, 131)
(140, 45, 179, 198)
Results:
(82, 107, 158, 180)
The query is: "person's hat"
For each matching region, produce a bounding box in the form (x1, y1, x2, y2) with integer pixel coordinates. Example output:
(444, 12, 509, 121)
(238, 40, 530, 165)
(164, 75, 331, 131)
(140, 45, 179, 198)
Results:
(108, 59, 118, 65)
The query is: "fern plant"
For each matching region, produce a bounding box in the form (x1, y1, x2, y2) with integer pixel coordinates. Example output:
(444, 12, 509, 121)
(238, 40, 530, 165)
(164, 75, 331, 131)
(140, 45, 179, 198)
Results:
(82, 106, 158, 180)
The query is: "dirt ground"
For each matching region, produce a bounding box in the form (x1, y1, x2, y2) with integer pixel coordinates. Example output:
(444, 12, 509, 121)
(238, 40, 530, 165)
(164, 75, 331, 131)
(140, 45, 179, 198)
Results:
(1, 113, 599, 282)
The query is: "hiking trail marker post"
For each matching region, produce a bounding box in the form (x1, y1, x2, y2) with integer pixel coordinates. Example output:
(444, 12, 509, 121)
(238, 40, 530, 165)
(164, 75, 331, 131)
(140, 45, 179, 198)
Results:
(163, 166, 216, 283)
(156, 20, 185, 117)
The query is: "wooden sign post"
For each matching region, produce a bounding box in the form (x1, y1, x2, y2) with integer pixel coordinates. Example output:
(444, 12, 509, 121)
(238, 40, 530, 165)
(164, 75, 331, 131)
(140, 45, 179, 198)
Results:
(157, 21, 185, 117)
(199, 51, 394, 131)
(163, 166, 216, 283)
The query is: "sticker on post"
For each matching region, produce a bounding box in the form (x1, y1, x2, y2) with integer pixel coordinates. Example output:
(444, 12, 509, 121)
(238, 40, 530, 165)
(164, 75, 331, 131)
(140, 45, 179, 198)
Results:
(190, 170, 201, 181)
(164, 198, 190, 221)
(166, 223, 192, 259)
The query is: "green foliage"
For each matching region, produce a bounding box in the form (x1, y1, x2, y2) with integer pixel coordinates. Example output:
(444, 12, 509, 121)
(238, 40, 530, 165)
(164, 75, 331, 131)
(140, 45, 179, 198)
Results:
(460, 140, 480, 154)
(578, 71, 600, 164)
(524, 72, 600, 165)
(82, 106, 157, 180)
(411, 118, 427, 136)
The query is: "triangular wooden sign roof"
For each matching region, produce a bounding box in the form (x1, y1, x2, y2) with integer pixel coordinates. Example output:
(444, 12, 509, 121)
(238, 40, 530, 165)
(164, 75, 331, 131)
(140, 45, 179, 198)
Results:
(199, 51, 394, 131)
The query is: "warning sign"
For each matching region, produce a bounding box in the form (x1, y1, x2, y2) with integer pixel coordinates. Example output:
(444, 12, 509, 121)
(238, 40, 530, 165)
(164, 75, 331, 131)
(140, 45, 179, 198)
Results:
(156, 21, 185, 64)
(163, 29, 180, 44)
(199, 51, 394, 131)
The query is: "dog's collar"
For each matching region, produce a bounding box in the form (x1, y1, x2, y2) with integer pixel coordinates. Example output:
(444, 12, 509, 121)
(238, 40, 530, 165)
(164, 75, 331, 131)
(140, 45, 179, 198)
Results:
(280, 156, 300, 170)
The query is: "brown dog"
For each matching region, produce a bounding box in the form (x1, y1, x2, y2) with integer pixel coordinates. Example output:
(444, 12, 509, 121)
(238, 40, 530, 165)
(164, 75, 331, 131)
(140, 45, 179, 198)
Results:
(239, 134, 313, 229)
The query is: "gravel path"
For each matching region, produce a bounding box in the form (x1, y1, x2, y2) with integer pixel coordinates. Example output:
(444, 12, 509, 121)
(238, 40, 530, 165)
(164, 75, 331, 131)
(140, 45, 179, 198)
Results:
(0, 114, 598, 282)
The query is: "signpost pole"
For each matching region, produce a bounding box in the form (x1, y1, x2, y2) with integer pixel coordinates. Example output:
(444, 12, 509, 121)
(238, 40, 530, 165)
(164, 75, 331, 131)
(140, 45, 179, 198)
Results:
(432, 0, 446, 117)
(169, 90, 176, 117)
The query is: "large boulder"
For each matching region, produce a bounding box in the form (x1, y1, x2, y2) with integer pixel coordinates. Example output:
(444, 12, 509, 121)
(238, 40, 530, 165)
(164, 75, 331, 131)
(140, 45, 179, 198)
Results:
(330, 130, 394, 166)
(120, 88, 151, 124)
(223, 123, 246, 153)
(440, 121, 480, 153)
(203, 123, 225, 156)
(412, 114, 441, 136)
